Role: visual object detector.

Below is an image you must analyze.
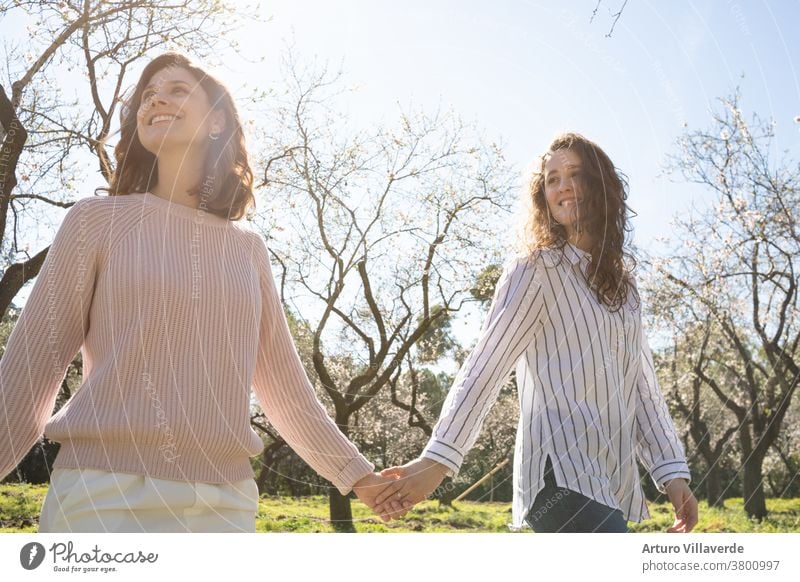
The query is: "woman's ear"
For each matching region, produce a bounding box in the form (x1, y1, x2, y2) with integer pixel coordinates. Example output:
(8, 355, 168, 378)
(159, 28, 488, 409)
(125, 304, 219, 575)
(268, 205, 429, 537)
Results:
(209, 109, 226, 136)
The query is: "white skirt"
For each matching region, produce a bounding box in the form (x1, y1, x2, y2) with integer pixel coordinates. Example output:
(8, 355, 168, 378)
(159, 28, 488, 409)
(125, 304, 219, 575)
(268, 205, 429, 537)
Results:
(39, 467, 259, 533)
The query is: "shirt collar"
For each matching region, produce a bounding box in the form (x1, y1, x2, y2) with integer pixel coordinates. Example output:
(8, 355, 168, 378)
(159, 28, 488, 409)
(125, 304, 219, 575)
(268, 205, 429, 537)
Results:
(563, 241, 591, 266)
(537, 241, 591, 268)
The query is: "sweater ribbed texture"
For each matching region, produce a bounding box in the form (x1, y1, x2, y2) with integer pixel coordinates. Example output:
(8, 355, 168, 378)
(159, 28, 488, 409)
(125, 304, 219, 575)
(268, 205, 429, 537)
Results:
(0, 192, 373, 494)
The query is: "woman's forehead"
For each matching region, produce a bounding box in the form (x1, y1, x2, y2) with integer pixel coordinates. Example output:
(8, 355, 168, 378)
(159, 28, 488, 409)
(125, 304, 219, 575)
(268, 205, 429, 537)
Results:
(143, 66, 198, 89)
(544, 148, 581, 172)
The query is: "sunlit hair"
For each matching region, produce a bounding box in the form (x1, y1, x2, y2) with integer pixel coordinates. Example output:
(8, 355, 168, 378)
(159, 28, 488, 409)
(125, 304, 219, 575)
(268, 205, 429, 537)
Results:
(99, 52, 254, 221)
(517, 132, 638, 311)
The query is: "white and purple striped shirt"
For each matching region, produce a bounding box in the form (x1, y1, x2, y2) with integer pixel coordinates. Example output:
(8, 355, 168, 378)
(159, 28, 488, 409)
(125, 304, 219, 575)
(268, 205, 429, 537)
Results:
(422, 241, 691, 528)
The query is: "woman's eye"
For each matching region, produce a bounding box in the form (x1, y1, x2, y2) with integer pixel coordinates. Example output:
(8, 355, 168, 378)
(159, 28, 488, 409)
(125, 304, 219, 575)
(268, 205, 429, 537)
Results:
(173, 87, 187, 94)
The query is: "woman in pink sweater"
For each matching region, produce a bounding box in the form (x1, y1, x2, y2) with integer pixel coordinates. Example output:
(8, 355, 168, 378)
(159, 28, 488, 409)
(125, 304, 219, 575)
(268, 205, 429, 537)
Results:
(0, 52, 402, 532)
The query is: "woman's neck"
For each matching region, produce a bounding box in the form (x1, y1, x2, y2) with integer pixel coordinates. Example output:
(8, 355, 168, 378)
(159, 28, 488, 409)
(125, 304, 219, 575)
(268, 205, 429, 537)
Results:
(566, 229, 593, 254)
(151, 148, 207, 209)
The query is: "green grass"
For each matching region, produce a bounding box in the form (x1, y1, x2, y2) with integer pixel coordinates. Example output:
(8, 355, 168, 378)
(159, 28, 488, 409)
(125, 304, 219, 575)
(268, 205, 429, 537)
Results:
(2, 483, 799, 533)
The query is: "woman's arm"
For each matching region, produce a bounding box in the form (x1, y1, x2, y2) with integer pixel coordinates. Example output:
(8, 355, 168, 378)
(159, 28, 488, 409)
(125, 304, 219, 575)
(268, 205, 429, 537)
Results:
(377, 255, 544, 508)
(634, 322, 693, 491)
(0, 198, 102, 480)
(635, 325, 698, 531)
(248, 233, 377, 496)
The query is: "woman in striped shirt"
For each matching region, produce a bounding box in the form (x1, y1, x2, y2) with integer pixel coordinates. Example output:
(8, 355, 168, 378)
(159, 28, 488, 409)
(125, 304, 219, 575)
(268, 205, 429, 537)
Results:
(376, 132, 699, 533)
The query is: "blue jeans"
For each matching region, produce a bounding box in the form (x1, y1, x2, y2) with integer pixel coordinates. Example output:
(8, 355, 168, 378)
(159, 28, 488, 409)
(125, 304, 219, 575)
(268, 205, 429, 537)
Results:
(524, 456, 628, 533)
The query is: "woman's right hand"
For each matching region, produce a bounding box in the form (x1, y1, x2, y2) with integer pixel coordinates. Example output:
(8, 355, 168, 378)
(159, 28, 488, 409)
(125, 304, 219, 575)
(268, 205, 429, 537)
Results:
(373, 457, 451, 518)
(664, 478, 699, 533)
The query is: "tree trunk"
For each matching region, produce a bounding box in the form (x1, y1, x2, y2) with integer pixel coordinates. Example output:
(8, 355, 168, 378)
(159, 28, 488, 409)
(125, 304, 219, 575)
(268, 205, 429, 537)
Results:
(742, 452, 768, 520)
(437, 477, 456, 507)
(328, 488, 356, 532)
(705, 464, 725, 508)
(256, 441, 286, 494)
(329, 411, 355, 532)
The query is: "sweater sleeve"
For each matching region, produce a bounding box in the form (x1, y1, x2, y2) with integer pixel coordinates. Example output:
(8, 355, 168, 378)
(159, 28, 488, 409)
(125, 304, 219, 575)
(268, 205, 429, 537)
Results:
(1, 198, 101, 480)
(421, 255, 543, 478)
(249, 233, 374, 495)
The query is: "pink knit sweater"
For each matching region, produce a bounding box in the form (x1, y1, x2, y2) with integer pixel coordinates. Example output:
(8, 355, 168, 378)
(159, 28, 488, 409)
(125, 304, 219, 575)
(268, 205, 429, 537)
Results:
(0, 192, 374, 493)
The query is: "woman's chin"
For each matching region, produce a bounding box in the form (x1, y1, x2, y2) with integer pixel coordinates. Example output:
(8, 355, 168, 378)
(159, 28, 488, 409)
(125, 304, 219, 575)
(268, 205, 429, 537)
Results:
(139, 136, 195, 154)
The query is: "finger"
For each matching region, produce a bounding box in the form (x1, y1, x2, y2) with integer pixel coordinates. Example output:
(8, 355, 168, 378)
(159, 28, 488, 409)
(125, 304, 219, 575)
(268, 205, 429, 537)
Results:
(379, 503, 401, 522)
(677, 510, 690, 533)
(375, 486, 405, 507)
(389, 494, 413, 516)
(389, 500, 405, 516)
(388, 504, 409, 519)
(668, 511, 686, 532)
(382, 506, 397, 522)
(686, 498, 699, 532)
(380, 468, 404, 478)
(374, 481, 403, 506)
(377, 507, 390, 523)
(374, 502, 394, 522)
(387, 500, 413, 520)
(378, 482, 411, 507)
(673, 496, 690, 530)
(674, 508, 688, 532)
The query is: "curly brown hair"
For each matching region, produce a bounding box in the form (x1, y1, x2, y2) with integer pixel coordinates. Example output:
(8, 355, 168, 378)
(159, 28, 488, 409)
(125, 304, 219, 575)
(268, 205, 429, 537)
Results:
(99, 52, 255, 221)
(518, 132, 638, 311)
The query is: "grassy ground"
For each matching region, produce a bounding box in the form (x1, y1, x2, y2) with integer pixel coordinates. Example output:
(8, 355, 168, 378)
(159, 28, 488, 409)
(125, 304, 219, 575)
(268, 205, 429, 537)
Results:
(2, 483, 799, 533)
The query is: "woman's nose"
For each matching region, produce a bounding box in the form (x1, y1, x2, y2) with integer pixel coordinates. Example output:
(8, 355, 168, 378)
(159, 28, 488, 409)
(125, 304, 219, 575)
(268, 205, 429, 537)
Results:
(144, 91, 169, 108)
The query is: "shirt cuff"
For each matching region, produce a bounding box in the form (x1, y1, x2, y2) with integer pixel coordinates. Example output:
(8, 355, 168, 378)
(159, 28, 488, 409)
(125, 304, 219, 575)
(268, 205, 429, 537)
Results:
(333, 455, 375, 496)
(650, 459, 691, 494)
(421, 439, 464, 478)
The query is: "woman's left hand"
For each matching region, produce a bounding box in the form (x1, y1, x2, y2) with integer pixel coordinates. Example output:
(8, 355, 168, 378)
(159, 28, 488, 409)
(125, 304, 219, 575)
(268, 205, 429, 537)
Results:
(664, 478, 699, 533)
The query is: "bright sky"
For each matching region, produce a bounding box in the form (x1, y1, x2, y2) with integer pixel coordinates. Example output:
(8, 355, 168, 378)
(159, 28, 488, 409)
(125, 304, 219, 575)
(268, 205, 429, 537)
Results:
(3, 0, 799, 348)
(222, 0, 799, 254)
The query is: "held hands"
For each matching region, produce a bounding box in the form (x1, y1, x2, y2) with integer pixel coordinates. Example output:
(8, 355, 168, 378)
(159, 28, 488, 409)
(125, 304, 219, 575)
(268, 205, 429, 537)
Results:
(352, 472, 412, 522)
(352, 457, 449, 523)
(370, 457, 451, 519)
(664, 478, 699, 533)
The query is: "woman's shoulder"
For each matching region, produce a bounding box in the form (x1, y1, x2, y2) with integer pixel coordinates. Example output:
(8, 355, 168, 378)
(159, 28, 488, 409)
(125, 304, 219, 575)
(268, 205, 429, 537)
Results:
(61, 194, 148, 240)
(57, 194, 121, 235)
(67, 193, 116, 213)
(66, 192, 141, 219)
(498, 250, 548, 291)
(502, 247, 551, 272)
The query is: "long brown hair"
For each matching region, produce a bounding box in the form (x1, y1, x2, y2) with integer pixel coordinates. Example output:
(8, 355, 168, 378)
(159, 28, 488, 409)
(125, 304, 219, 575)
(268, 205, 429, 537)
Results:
(100, 52, 254, 221)
(518, 132, 638, 311)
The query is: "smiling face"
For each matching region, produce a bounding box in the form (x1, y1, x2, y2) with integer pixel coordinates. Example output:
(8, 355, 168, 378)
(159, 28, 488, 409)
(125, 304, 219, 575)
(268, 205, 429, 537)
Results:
(136, 65, 225, 156)
(543, 148, 585, 238)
